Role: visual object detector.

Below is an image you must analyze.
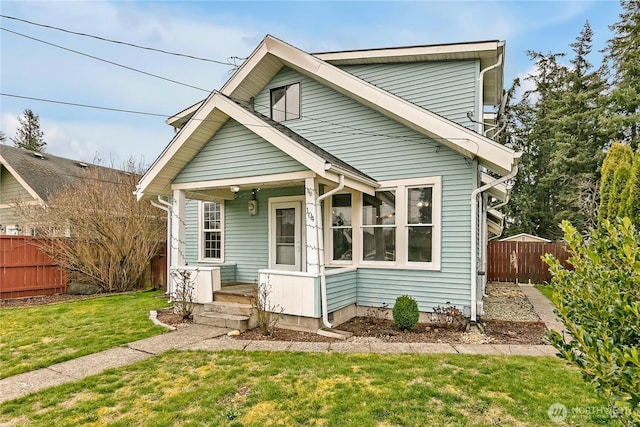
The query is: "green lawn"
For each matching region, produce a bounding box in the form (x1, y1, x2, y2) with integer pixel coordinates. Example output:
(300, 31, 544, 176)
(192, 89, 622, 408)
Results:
(0, 350, 615, 426)
(535, 284, 555, 301)
(0, 290, 170, 378)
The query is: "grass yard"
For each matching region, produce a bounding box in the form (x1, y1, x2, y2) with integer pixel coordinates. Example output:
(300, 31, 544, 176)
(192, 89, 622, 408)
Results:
(535, 284, 555, 301)
(0, 290, 170, 378)
(0, 350, 615, 426)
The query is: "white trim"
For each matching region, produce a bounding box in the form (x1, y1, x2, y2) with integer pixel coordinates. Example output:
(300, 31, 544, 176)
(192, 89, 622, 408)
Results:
(138, 91, 377, 200)
(358, 177, 442, 270)
(327, 190, 355, 265)
(225, 35, 518, 176)
(359, 186, 397, 266)
(268, 196, 305, 271)
(171, 171, 316, 192)
(198, 200, 225, 263)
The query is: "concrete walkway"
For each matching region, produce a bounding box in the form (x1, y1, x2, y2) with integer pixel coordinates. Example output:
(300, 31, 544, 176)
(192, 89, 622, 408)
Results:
(518, 283, 566, 334)
(1, 285, 563, 404)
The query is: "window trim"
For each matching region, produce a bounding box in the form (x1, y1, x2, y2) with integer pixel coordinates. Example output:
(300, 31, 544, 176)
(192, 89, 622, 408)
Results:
(360, 188, 397, 265)
(329, 192, 354, 264)
(198, 200, 224, 262)
(358, 177, 441, 270)
(270, 82, 301, 122)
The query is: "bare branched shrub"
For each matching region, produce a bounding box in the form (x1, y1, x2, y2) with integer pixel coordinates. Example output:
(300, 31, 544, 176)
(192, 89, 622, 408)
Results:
(430, 304, 466, 331)
(170, 269, 195, 319)
(251, 279, 284, 336)
(16, 160, 166, 293)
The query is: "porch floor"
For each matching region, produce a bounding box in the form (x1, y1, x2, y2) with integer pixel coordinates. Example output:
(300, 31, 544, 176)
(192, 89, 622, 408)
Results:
(219, 283, 257, 297)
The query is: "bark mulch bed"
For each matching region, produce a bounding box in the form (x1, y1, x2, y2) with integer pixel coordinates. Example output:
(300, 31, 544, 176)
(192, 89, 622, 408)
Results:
(234, 316, 547, 345)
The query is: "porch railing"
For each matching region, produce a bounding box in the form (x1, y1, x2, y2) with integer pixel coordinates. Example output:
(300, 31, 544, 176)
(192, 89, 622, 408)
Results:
(258, 269, 320, 318)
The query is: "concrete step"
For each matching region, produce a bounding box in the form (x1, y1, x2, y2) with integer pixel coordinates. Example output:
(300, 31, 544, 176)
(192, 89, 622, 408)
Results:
(194, 312, 252, 332)
(203, 301, 254, 317)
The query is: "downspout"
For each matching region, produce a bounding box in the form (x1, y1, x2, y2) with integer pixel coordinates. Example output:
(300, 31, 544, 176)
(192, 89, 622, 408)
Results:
(477, 53, 503, 135)
(151, 196, 173, 296)
(488, 195, 510, 242)
(470, 163, 519, 322)
(315, 174, 345, 329)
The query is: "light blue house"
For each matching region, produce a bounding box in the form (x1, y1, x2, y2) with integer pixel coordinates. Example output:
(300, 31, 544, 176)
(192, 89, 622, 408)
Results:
(137, 35, 520, 330)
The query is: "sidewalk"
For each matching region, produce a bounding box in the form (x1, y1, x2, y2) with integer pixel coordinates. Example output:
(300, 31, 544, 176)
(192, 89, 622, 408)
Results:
(1, 285, 562, 404)
(518, 283, 566, 334)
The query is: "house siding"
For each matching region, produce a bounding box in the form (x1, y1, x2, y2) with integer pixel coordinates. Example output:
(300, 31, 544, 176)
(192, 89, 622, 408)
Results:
(184, 187, 305, 284)
(326, 269, 358, 312)
(173, 118, 307, 184)
(254, 67, 474, 311)
(338, 61, 478, 130)
(0, 167, 33, 204)
(0, 166, 37, 231)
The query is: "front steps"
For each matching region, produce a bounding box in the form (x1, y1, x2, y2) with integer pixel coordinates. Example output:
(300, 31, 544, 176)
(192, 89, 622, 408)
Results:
(193, 287, 257, 332)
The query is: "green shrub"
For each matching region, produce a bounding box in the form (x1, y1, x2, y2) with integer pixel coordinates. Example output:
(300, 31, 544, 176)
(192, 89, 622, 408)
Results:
(543, 218, 640, 425)
(392, 295, 419, 331)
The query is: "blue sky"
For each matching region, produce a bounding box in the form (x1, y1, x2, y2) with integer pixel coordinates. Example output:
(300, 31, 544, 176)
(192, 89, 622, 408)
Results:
(0, 1, 623, 166)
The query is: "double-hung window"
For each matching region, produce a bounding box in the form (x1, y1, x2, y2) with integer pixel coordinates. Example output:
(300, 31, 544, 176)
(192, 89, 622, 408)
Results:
(330, 194, 352, 261)
(362, 190, 396, 262)
(407, 187, 433, 262)
(270, 83, 300, 122)
(201, 201, 223, 260)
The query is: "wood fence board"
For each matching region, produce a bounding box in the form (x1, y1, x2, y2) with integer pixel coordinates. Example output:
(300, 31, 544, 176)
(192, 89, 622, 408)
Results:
(0, 236, 67, 299)
(487, 240, 570, 283)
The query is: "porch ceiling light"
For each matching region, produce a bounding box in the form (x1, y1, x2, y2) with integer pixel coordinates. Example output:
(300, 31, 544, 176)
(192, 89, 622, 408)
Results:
(230, 186, 240, 193)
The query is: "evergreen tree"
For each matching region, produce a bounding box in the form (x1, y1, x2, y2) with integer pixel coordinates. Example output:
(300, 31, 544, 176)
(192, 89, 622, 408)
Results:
(604, 0, 640, 151)
(504, 23, 608, 239)
(548, 22, 608, 232)
(502, 51, 568, 239)
(623, 150, 640, 225)
(599, 141, 634, 221)
(11, 109, 46, 152)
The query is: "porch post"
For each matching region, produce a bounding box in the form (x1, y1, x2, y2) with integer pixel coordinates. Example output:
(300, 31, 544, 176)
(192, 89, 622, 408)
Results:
(171, 189, 186, 268)
(304, 177, 320, 275)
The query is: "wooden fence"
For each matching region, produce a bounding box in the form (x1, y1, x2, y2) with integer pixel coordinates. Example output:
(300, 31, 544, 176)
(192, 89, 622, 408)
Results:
(487, 240, 571, 284)
(0, 235, 67, 299)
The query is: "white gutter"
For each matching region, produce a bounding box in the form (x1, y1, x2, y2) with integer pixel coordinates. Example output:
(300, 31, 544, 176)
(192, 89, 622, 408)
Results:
(315, 174, 345, 328)
(470, 162, 519, 322)
(477, 53, 503, 135)
(151, 196, 173, 296)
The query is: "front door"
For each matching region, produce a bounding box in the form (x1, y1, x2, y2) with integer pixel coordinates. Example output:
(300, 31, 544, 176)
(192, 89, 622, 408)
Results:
(270, 201, 302, 271)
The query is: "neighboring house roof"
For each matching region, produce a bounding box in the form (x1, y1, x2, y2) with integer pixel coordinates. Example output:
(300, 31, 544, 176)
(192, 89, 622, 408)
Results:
(0, 144, 124, 203)
(140, 34, 520, 200)
(138, 91, 378, 199)
(500, 233, 552, 243)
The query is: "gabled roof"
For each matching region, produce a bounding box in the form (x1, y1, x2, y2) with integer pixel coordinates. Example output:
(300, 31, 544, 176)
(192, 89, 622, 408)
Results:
(166, 39, 505, 129)
(163, 35, 519, 177)
(0, 144, 122, 203)
(137, 92, 378, 200)
(314, 39, 505, 106)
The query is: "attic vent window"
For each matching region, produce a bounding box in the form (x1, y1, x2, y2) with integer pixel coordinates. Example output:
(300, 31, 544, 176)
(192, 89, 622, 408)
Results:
(77, 162, 88, 169)
(270, 82, 300, 122)
(31, 151, 44, 159)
